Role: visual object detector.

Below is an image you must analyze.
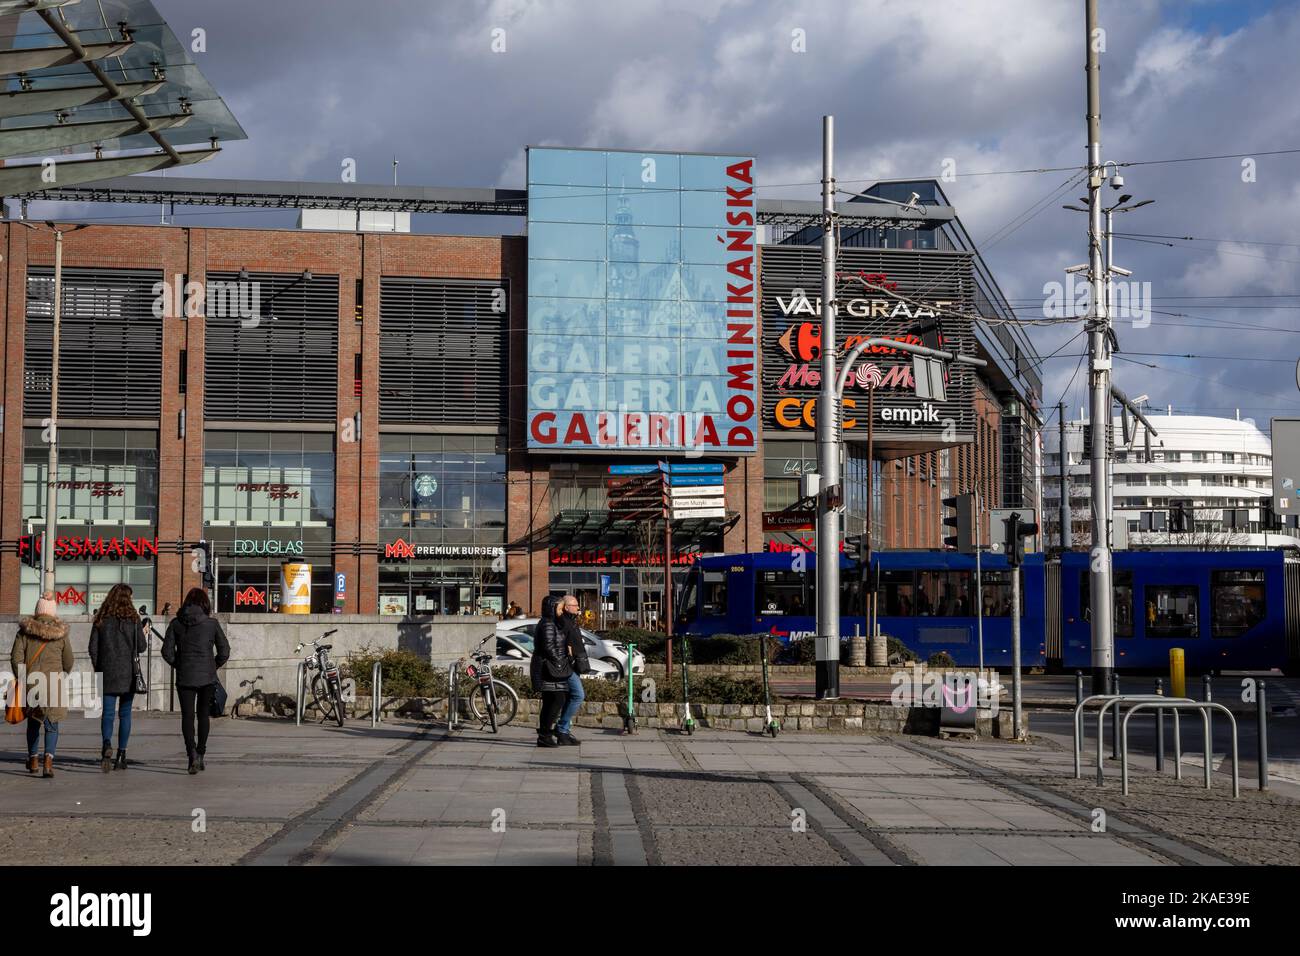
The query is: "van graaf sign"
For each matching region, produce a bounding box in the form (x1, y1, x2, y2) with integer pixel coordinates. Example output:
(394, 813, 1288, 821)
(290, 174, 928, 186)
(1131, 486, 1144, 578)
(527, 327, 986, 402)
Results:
(525, 148, 758, 454)
(760, 247, 979, 438)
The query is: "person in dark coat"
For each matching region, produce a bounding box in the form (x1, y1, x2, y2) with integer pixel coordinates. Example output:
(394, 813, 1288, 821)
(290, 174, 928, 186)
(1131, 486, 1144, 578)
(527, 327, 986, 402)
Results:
(530, 595, 571, 748)
(88, 583, 148, 772)
(161, 588, 230, 774)
(553, 594, 590, 746)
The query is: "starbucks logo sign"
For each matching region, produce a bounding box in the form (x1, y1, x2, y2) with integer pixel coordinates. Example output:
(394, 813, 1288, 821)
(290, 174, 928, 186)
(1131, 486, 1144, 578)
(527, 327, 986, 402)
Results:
(413, 474, 438, 498)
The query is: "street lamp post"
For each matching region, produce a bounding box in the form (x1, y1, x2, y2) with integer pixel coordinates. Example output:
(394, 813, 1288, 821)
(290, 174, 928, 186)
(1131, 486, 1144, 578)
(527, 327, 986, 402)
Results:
(16, 222, 86, 597)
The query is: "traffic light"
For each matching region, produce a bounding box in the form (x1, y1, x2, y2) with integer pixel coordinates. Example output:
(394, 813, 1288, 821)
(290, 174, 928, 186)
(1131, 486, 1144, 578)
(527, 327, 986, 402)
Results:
(18, 534, 40, 569)
(942, 493, 975, 553)
(193, 539, 215, 590)
(1003, 511, 1039, 567)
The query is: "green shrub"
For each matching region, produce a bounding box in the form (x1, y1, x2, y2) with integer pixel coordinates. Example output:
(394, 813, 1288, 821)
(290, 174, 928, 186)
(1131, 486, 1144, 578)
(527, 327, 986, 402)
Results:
(344, 645, 440, 697)
(888, 637, 917, 663)
(926, 651, 957, 669)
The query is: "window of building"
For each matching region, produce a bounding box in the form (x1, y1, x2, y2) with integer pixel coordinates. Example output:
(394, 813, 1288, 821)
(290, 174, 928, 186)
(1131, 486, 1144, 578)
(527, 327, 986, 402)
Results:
(204, 431, 336, 613)
(1145, 585, 1199, 638)
(20, 428, 159, 615)
(1211, 570, 1265, 638)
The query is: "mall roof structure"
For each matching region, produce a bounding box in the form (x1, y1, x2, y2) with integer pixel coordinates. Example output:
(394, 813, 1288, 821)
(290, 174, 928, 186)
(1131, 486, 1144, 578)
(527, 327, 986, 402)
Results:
(0, 0, 245, 193)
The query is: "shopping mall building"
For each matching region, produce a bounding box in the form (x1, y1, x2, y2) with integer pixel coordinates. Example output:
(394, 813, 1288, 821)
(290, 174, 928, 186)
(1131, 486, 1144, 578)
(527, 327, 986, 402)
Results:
(0, 148, 1043, 621)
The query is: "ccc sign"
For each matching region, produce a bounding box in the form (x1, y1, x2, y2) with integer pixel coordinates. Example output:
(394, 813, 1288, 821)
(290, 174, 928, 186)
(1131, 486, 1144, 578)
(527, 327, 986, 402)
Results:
(774, 397, 857, 430)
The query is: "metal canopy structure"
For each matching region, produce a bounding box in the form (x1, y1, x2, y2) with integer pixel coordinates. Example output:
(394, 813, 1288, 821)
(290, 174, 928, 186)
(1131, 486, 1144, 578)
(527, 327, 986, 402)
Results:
(0, 0, 245, 192)
(12, 173, 954, 232)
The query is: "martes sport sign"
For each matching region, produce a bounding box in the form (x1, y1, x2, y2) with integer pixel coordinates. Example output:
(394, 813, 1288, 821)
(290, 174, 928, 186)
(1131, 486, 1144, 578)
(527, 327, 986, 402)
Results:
(526, 147, 758, 454)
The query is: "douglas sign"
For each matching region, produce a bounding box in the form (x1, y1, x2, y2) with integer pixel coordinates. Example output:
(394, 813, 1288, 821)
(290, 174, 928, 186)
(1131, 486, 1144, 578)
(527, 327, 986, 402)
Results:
(525, 148, 758, 454)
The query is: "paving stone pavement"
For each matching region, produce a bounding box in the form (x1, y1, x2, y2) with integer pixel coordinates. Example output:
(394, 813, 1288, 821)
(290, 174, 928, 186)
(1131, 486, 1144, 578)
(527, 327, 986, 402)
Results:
(0, 710, 1290, 866)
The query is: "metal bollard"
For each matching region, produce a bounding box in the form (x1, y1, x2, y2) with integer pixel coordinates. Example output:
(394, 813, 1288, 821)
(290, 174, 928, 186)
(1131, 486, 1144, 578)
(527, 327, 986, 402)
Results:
(1154, 678, 1164, 772)
(370, 661, 384, 729)
(1204, 674, 1213, 762)
(1075, 671, 1084, 706)
(1257, 680, 1269, 792)
(294, 660, 306, 726)
(1111, 673, 1121, 759)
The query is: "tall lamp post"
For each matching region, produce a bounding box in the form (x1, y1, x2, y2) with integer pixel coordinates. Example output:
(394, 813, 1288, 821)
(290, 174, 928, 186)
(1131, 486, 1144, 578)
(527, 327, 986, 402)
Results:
(15, 222, 87, 596)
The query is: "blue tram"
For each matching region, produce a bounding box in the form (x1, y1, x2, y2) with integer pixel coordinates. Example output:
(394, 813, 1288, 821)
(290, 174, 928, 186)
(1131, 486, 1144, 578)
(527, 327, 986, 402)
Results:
(677, 549, 1299, 673)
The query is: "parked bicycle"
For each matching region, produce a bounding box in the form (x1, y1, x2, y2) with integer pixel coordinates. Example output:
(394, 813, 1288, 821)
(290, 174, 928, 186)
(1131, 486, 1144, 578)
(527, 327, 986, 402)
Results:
(463, 635, 518, 732)
(295, 629, 346, 727)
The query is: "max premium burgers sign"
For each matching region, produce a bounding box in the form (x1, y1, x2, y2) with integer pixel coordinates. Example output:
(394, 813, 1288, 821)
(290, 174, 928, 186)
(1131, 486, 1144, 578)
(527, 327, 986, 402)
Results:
(760, 246, 979, 438)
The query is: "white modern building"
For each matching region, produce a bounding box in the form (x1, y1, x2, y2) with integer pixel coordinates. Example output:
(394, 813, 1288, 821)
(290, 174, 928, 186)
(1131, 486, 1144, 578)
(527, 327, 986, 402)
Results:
(1042, 412, 1298, 550)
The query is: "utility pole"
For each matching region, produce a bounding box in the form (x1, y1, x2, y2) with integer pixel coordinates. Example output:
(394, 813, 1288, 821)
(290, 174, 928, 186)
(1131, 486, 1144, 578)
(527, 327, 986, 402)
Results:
(1085, 0, 1114, 696)
(815, 114, 840, 700)
(1058, 401, 1071, 549)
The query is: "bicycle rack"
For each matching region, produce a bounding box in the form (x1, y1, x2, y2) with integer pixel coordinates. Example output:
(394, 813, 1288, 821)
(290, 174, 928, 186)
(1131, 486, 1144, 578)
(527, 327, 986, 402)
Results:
(446, 660, 460, 732)
(1121, 700, 1239, 798)
(294, 660, 307, 727)
(1073, 694, 1193, 780)
(370, 661, 384, 729)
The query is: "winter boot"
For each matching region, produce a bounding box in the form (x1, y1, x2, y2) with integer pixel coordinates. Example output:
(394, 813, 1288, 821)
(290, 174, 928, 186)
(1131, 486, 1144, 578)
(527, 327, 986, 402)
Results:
(101, 739, 113, 773)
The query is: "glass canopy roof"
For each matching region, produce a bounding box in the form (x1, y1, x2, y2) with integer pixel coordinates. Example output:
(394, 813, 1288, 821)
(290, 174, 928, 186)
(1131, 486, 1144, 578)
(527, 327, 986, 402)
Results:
(0, 0, 244, 162)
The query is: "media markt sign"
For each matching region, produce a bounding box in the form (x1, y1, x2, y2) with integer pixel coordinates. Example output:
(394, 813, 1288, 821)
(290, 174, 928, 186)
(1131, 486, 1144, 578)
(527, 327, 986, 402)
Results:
(232, 539, 304, 557)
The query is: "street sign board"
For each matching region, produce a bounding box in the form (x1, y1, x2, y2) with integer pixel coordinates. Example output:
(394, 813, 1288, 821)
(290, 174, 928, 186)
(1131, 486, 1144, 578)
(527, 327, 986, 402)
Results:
(665, 474, 727, 487)
(1271, 419, 1300, 514)
(671, 508, 727, 519)
(669, 484, 723, 498)
(608, 464, 660, 475)
(661, 462, 725, 474)
(763, 510, 816, 531)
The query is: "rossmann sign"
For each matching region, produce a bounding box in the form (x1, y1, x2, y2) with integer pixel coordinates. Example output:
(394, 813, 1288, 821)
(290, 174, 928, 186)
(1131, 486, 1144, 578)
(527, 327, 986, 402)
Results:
(525, 148, 758, 454)
(18, 535, 159, 560)
(760, 247, 978, 438)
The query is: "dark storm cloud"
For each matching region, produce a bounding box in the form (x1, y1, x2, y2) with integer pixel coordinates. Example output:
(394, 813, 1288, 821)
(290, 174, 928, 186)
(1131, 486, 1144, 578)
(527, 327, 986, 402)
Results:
(32, 0, 1300, 423)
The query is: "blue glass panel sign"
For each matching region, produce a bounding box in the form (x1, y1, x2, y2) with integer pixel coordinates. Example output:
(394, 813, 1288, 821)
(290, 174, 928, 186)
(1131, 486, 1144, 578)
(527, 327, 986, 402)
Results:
(526, 147, 758, 454)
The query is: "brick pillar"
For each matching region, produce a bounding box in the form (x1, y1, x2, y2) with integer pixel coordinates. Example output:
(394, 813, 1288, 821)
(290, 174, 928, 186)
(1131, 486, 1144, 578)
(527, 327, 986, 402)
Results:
(157, 231, 203, 611)
(355, 235, 382, 615)
(333, 237, 363, 613)
(0, 225, 27, 613)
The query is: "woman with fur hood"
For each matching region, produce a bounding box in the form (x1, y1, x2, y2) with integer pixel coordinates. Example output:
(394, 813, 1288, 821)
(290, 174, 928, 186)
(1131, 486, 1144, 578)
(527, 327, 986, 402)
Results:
(11, 592, 75, 778)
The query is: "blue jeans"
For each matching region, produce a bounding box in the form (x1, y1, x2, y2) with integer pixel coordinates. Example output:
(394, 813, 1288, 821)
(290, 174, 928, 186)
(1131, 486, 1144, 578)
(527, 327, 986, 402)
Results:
(556, 672, 585, 734)
(26, 716, 58, 758)
(101, 693, 135, 749)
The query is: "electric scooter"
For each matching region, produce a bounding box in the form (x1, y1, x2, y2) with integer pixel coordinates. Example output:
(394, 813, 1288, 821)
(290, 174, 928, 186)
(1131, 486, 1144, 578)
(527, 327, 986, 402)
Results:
(680, 633, 696, 735)
(760, 633, 780, 737)
(621, 642, 638, 735)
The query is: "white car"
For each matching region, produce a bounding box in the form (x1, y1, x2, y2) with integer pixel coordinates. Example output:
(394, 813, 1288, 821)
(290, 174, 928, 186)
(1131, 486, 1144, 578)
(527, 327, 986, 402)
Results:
(492, 625, 621, 682)
(496, 618, 645, 680)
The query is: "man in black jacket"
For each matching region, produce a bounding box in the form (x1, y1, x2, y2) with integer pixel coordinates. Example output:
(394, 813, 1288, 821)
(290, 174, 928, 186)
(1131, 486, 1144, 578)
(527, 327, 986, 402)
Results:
(554, 594, 589, 746)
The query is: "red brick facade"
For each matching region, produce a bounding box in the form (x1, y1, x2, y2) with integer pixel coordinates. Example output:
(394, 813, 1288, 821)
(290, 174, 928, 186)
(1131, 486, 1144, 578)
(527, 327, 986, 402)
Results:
(0, 221, 1011, 615)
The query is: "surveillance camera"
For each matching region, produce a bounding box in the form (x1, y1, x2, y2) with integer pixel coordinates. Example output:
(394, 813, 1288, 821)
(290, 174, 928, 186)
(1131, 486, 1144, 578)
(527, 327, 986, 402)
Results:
(907, 191, 920, 206)
(1110, 174, 1125, 189)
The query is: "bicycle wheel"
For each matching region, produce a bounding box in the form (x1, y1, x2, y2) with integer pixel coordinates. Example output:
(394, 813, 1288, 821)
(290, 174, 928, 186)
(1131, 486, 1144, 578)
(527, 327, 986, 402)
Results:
(329, 677, 346, 727)
(490, 680, 518, 727)
(310, 675, 336, 724)
(467, 682, 494, 729)
(485, 684, 498, 734)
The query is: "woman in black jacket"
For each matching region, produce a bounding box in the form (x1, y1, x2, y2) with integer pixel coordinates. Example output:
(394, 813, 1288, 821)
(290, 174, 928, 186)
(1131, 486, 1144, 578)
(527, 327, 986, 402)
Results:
(88, 584, 148, 772)
(161, 588, 231, 774)
(530, 595, 572, 748)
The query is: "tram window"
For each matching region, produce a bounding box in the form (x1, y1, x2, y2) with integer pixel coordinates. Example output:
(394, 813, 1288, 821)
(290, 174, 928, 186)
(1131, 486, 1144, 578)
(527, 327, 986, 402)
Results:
(916, 570, 973, 617)
(756, 570, 808, 616)
(699, 571, 728, 618)
(881, 570, 915, 616)
(1080, 571, 1135, 637)
(1211, 570, 1265, 638)
(1145, 585, 1199, 638)
(979, 570, 1019, 617)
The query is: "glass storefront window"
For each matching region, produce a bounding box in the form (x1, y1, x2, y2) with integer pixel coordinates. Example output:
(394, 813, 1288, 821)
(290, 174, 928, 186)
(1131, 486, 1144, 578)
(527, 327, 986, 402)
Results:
(204, 431, 335, 614)
(378, 435, 506, 614)
(20, 428, 159, 615)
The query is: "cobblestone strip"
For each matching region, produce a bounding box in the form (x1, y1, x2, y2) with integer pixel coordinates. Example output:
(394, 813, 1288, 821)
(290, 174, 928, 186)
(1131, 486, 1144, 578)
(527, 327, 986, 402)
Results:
(592, 771, 648, 866)
(241, 723, 444, 866)
(895, 739, 1233, 866)
(660, 732, 704, 772)
(775, 774, 912, 866)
